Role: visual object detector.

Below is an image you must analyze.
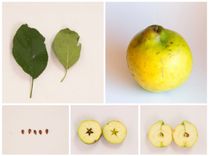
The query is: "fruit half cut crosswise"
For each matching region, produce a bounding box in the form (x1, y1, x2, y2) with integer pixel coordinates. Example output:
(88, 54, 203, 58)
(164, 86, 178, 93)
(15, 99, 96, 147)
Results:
(103, 120, 127, 144)
(78, 120, 102, 144)
(148, 120, 172, 147)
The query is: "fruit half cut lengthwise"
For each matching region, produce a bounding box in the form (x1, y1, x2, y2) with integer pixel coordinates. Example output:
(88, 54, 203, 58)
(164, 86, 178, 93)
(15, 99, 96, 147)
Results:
(103, 120, 127, 144)
(148, 120, 172, 147)
(78, 120, 102, 144)
(173, 120, 198, 148)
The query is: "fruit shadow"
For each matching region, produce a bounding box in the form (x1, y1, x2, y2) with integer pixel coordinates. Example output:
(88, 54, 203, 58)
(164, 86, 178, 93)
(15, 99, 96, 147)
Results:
(73, 131, 100, 154)
(100, 135, 123, 150)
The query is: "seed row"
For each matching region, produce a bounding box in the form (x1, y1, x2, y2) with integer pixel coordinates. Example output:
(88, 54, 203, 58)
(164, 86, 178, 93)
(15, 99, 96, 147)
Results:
(21, 129, 49, 135)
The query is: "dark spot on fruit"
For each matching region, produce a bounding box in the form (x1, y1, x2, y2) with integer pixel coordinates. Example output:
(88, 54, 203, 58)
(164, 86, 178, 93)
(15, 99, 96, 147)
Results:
(45, 129, 49, 134)
(39, 130, 42, 135)
(34, 130, 37, 135)
(170, 41, 173, 44)
(156, 51, 160, 55)
(169, 49, 172, 51)
(21, 129, 24, 134)
(184, 132, 189, 137)
(86, 128, 94, 136)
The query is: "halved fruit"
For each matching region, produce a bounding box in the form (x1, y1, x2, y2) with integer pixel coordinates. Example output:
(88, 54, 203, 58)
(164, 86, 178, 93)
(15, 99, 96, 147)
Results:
(78, 120, 102, 144)
(148, 120, 172, 147)
(173, 120, 198, 147)
(103, 120, 127, 144)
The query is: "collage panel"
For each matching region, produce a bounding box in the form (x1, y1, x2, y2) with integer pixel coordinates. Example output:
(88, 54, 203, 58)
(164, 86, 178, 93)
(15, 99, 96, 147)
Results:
(141, 105, 207, 154)
(106, 2, 207, 103)
(2, 105, 69, 154)
(1, 1, 208, 155)
(2, 2, 104, 103)
(71, 105, 138, 154)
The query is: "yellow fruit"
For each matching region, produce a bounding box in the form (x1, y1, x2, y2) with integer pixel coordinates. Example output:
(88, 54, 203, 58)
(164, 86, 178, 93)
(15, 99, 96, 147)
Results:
(127, 25, 192, 92)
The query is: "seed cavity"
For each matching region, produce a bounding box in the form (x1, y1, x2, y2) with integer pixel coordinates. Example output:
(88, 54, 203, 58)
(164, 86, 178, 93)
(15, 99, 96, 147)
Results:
(159, 132, 164, 137)
(184, 132, 189, 137)
(111, 128, 119, 136)
(86, 128, 94, 136)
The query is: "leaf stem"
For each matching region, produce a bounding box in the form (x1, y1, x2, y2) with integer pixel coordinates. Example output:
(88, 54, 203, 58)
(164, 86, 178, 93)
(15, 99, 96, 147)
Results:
(30, 78, 34, 98)
(60, 69, 68, 82)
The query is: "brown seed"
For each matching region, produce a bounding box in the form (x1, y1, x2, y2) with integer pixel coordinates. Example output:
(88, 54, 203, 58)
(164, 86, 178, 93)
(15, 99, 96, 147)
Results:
(34, 130, 37, 135)
(28, 129, 32, 134)
(45, 129, 49, 134)
(39, 130, 42, 135)
(21, 129, 24, 134)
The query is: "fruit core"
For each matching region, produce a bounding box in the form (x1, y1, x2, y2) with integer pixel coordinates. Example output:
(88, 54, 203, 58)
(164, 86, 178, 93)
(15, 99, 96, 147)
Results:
(159, 132, 164, 137)
(86, 128, 93, 136)
(111, 128, 119, 136)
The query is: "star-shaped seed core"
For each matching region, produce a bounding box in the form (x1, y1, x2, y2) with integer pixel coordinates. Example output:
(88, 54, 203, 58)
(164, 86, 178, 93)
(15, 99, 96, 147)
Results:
(86, 128, 93, 136)
(111, 128, 119, 136)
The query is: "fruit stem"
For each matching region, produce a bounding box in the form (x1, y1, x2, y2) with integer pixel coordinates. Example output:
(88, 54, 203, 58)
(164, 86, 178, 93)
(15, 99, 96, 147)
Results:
(60, 69, 68, 82)
(30, 78, 34, 98)
(151, 25, 163, 34)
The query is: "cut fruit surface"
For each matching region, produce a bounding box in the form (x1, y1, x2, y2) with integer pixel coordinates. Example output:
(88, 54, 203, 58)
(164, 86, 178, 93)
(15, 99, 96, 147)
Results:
(173, 120, 198, 147)
(103, 120, 127, 144)
(148, 120, 172, 147)
(78, 120, 102, 144)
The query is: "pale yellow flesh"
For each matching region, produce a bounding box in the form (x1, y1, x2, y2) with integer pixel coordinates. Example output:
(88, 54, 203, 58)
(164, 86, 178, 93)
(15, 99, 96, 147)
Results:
(148, 120, 172, 147)
(78, 120, 102, 144)
(173, 121, 198, 147)
(103, 120, 127, 144)
(127, 26, 192, 92)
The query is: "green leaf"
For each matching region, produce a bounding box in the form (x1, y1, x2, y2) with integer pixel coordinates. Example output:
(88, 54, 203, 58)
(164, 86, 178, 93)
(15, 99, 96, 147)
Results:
(52, 28, 81, 82)
(12, 24, 48, 98)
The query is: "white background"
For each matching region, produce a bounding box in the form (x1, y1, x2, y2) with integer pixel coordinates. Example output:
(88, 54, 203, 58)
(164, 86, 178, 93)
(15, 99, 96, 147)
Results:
(71, 105, 138, 154)
(106, 2, 207, 103)
(2, 106, 69, 154)
(2, 2, 104, 103)
(141, 105, 207, 154)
